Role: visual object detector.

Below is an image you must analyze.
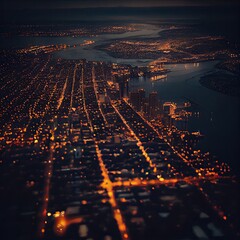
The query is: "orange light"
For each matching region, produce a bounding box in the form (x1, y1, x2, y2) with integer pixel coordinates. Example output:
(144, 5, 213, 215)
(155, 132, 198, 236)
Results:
(124, 233, 128, 239)
(54, 216, 67, 236)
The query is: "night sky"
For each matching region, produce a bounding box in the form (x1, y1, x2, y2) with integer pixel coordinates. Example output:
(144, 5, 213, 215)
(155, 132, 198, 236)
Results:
(1, 0, 239, 25)
(2, 0, 240, 10)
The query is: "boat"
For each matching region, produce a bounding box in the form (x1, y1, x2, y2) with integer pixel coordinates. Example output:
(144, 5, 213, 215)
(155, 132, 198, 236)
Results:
(150, 74, 167, 81)
(192, 131, 204, 138)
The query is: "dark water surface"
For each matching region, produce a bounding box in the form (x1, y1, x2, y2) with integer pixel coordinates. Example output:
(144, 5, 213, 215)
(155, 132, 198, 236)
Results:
(1, 13, 239, 172)
(130, 61, 240, 170)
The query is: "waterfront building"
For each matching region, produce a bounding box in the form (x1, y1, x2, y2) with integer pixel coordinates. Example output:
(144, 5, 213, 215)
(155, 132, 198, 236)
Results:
(149, 92, 158, 118)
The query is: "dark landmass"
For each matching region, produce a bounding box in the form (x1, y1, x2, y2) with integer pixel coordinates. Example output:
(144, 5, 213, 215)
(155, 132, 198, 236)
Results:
(199, 72, 240, 96)
(157, 27, 208, 40)
(216, 60, 240, 75)
(95, 26, 237, 64)
(0, 24, 138, 37)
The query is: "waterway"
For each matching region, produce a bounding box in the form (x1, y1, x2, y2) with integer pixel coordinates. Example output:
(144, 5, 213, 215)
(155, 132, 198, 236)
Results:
(1, 23, 239, 171)
(1, 23, 159, 65)
(130, 61, 240, 169)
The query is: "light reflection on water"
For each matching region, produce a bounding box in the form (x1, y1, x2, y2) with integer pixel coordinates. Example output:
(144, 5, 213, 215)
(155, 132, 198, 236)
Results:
(1, 23, 239, 171)
(130, 61, 240, 169)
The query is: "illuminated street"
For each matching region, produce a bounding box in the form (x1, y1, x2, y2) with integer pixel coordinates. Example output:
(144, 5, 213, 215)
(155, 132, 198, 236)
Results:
(1, 3, 240, 240)
(1, 54, 239, 239)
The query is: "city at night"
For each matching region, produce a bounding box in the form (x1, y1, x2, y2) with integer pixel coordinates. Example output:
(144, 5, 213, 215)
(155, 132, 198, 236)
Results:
(0, 0, 240, 240)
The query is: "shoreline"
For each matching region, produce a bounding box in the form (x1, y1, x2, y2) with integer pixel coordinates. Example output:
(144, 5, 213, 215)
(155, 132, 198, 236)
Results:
(199, 72, 240, 97)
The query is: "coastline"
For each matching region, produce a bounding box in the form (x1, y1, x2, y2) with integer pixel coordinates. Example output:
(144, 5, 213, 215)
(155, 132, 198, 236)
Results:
(199, 72, 240, 97)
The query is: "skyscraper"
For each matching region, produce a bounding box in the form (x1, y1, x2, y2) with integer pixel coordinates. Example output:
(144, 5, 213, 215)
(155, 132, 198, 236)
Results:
(119, 79, 129, 99)
(149, 92, 158, 118)
(129, 91, 141, 111)
(138, 89, 146, 109)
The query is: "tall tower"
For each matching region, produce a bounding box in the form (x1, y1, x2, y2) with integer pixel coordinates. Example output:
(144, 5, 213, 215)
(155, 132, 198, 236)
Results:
(129, 91, 141, 111)
(119, 79, 129, 99)
(138, 89, 146, 110)
(149, 92, 158, 118)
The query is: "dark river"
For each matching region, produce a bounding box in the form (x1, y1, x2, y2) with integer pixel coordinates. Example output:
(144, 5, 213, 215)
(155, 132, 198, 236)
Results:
(1, 23, 239, 172)
(130, 61, 240, 170)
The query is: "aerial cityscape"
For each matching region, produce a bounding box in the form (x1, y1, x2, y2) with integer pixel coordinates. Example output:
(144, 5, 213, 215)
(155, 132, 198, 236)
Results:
(0, 1, 240, 240)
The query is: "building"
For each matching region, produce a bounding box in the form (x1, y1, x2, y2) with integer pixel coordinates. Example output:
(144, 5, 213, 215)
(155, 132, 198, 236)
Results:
(129, 91, 141, 111)
(163, 102, 177, 116)
(138, 89, 146, 108)
(119, 79, 129, 99)
(129, 89, 146, 112)
(149, 92, 158, 118)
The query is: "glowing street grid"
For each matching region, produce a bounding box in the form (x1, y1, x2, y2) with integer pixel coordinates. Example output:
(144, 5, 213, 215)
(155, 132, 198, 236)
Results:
(1, 57, 239, 240)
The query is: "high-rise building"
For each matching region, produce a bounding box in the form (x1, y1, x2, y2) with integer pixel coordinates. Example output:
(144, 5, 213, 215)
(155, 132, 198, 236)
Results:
(149, 92, 158, 117)
(143, 102, 149, 115)
(163, 102, 176, 116)
(129, 89, 146, 112)
(129, 91, 141, 111)
(138, 89, 146, 109)
(119, 79, 129, 99)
